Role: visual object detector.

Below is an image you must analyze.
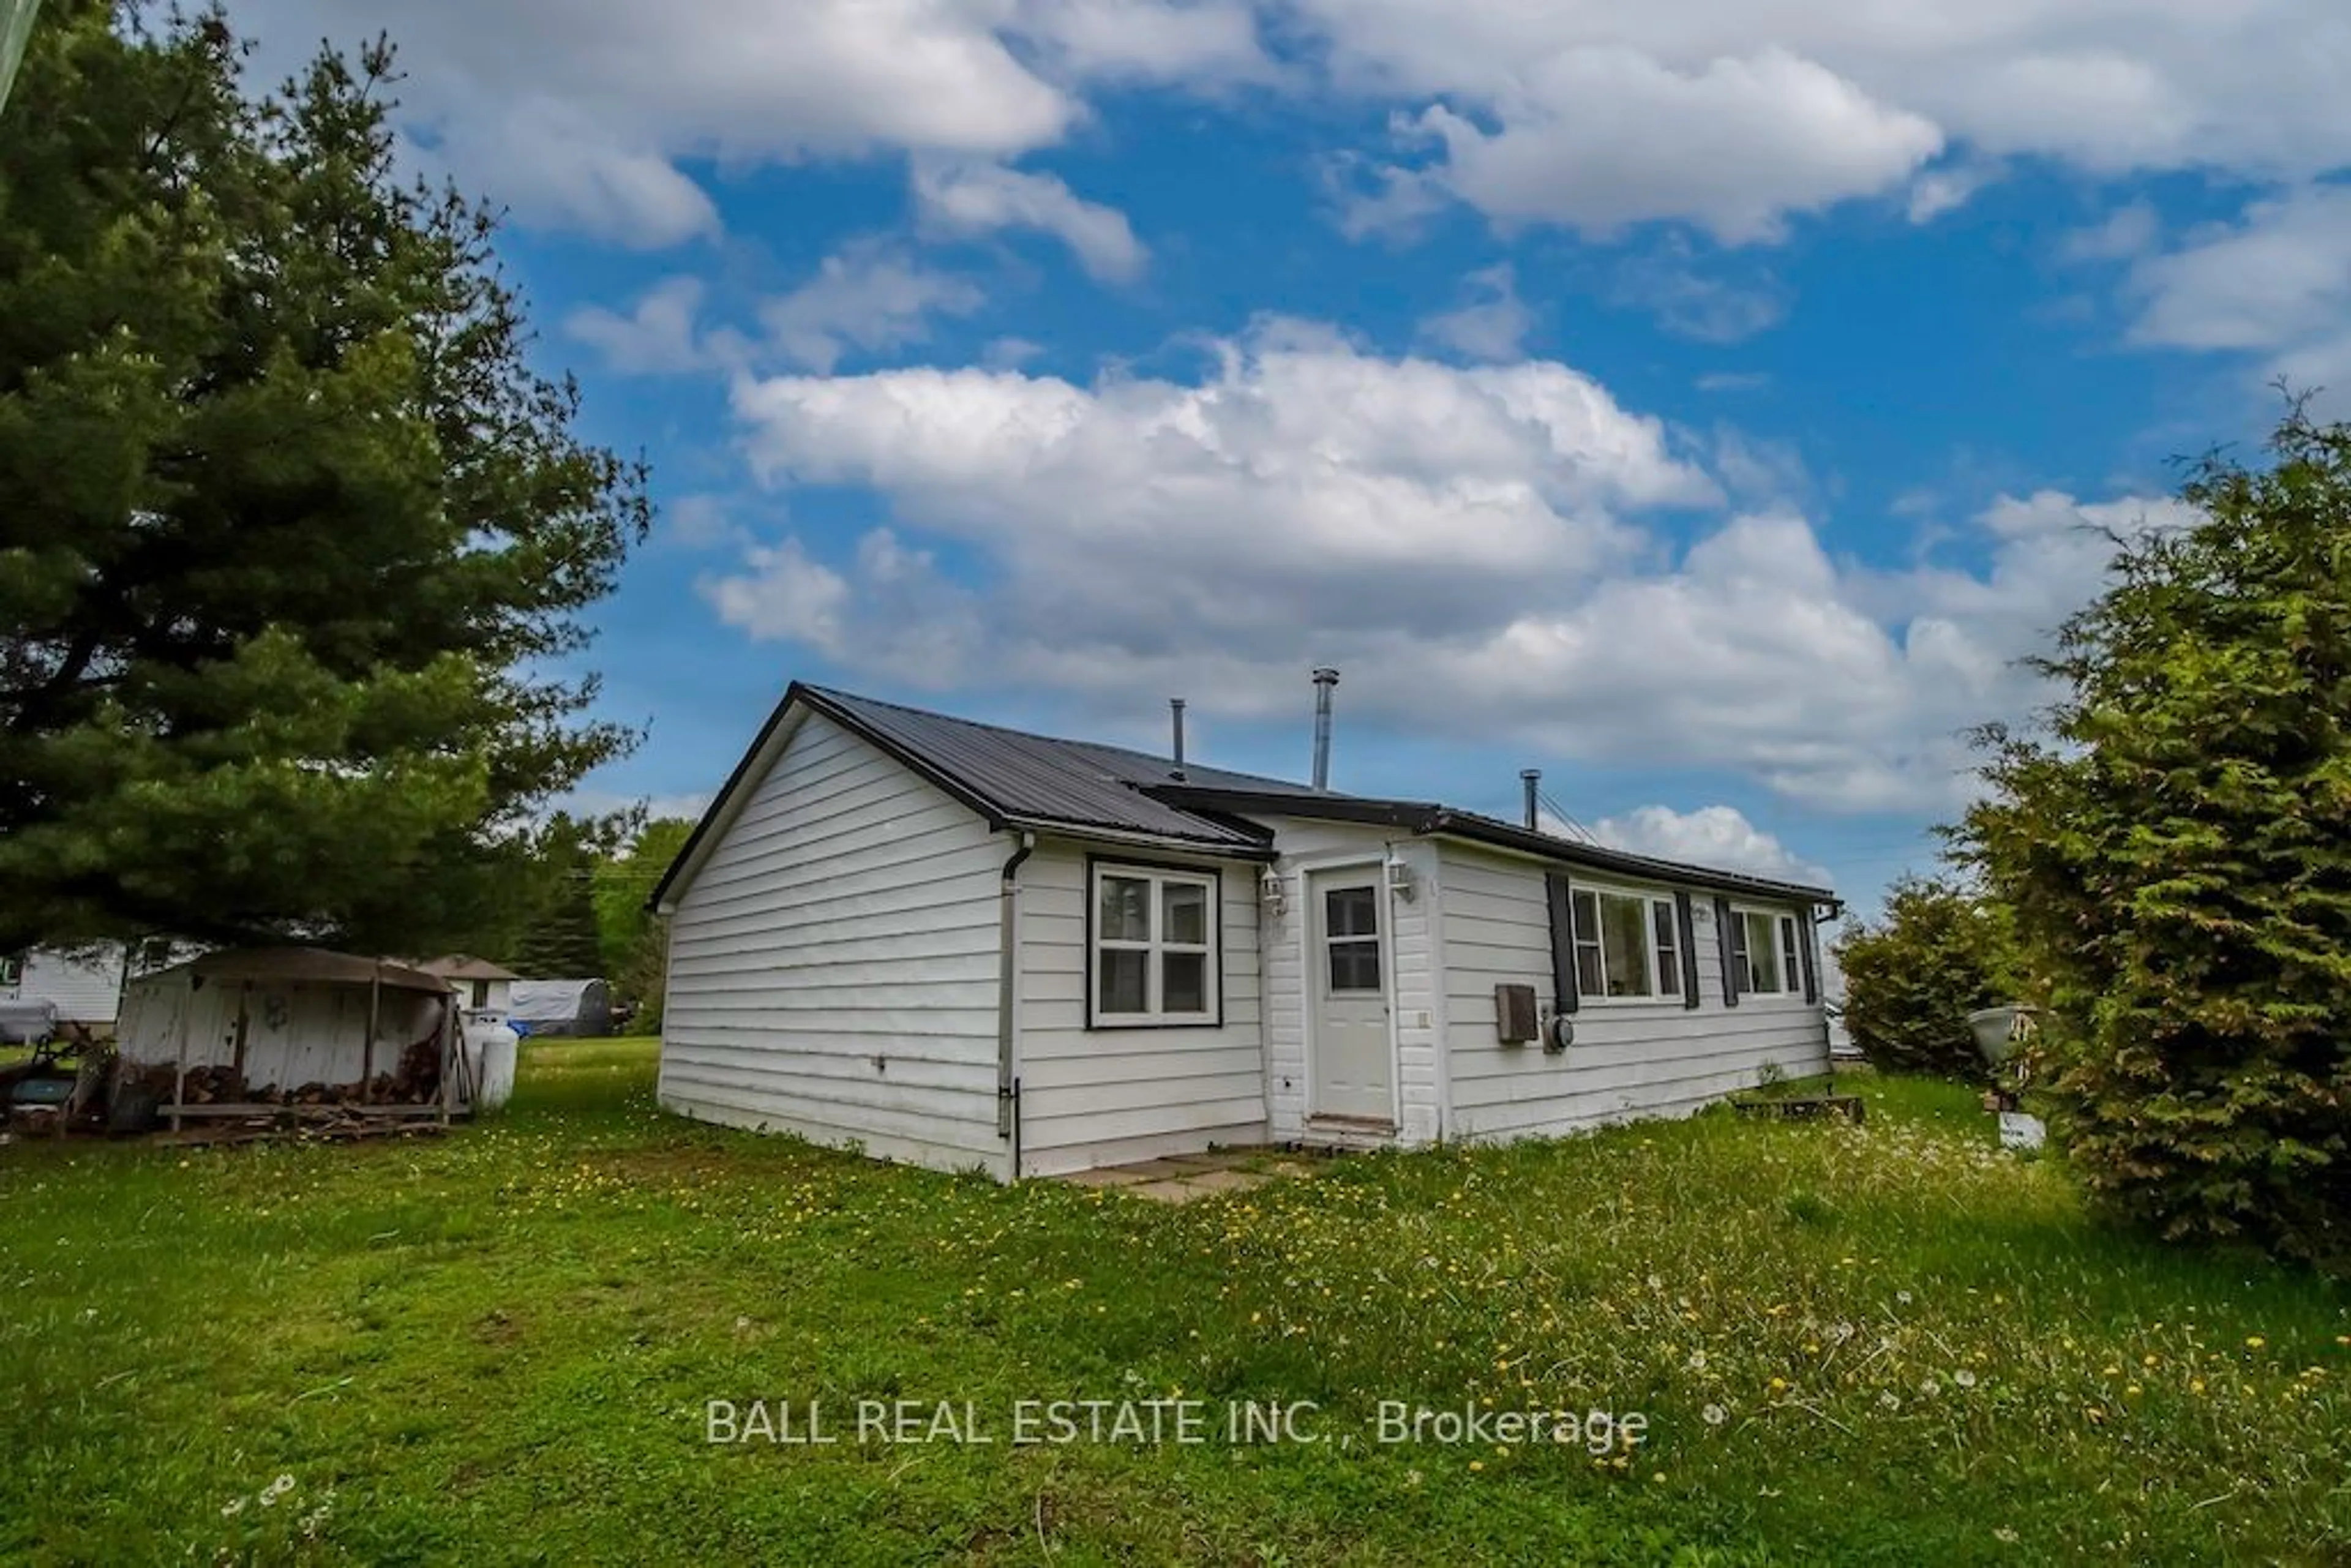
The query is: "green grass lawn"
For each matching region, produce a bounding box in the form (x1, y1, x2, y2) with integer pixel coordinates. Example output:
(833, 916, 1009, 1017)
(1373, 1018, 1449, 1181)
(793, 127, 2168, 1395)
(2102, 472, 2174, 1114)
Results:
(3, 1041, 2344, 1566)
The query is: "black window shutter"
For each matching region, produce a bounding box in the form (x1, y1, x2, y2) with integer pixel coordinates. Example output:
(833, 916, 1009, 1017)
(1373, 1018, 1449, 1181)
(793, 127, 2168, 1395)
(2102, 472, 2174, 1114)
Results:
(1799, 910, 1820, 1003)
(1715, 894, 1742, 1007)
(1674, 890, 1699, 1009)
(1545, 872, 1580, 1015)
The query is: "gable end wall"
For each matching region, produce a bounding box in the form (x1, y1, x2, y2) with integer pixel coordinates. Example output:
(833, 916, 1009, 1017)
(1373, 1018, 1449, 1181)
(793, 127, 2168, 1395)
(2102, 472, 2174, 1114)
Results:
(659, 710, 1010, 1177)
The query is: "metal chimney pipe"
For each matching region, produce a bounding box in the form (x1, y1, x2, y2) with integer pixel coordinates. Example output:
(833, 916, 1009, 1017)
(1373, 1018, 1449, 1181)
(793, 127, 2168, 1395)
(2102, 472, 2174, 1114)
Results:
(1169, 697, 1187, 780)
(1521, 769, 1541, 831)
(1310, 667, 1340, 790)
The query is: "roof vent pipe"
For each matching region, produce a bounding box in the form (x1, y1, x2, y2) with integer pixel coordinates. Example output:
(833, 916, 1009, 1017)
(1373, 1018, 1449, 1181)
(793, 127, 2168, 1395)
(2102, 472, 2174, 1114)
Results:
(1169, 697, 1187, 781)
(1521, 769, 1541, 831)
(1310, 667, 1340, 790)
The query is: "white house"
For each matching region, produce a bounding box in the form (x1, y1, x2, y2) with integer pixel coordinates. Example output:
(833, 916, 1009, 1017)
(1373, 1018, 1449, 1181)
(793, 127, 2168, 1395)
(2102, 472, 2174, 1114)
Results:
(419, 955, 517, 1015)
(2, 945, 132, 1029)
(651, 682, 1840, 1180)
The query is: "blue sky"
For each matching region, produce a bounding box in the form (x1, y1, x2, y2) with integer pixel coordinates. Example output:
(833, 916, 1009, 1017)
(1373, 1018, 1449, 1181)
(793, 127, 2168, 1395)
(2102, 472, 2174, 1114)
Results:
(241, 1, 2351, 908)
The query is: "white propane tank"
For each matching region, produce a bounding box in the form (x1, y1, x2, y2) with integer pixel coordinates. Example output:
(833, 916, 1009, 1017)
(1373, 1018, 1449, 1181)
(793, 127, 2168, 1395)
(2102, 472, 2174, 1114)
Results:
(462, 1010, 520, 1112)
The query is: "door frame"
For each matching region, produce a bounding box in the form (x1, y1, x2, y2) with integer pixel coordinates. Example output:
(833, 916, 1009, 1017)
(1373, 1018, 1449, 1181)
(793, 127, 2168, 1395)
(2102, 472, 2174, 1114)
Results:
(1299, 858, 1402, 1131)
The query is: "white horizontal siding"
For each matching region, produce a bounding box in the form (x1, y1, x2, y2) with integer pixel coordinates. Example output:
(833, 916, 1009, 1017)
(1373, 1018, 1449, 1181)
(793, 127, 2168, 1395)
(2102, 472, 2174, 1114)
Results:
(1437, 843, 1829, 1142)
(6, 946, 129, 1026)
(1015, 842, 1267, 1177)
(661, 710, 1008, 1179)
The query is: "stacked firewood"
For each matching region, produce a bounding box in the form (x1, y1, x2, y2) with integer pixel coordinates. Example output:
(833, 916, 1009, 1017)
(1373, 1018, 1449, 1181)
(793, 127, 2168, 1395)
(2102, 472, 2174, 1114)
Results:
(137, 1062, 247, 1103)
(133, 1033, 444, 1107)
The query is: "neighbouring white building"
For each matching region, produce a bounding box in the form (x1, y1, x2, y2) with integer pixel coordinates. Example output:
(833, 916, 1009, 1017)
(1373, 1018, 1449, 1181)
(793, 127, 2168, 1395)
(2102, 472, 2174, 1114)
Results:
(651, 681, 1840, 1180)
(419, 955, 518, 1015)
(2, 945, 133, 1030)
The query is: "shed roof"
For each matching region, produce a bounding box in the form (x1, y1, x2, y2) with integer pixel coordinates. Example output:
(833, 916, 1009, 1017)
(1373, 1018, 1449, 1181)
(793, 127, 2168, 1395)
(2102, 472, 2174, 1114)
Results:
(654, 683, 1840, 910)
(416, 954, 520, 981)
(154, 948, 455, 995)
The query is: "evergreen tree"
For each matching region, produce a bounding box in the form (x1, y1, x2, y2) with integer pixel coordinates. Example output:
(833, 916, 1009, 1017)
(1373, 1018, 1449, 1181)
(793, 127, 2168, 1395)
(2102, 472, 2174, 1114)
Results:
(591, 816, 693, 978)
(0, 6, 648, 955)
(1957, 405, 2351, 1268)
(511, 815, 608, 978)
(593, 814, 693, 1031)
(1834, 876, 2020, 1081)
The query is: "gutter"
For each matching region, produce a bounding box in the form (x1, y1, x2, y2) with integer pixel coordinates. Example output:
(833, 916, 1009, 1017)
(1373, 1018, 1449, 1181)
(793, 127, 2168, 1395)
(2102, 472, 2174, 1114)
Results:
(996, 830, 1035, 1180)
(1148, 783, 1839, 907)
(1001, 814, 1275, 860)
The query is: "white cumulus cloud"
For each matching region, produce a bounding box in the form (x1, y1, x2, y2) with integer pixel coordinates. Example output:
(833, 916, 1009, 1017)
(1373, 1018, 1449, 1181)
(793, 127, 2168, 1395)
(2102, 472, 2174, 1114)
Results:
(708, 323, 2191, 812)
(1400, 47, 1941, 244)
(698, 539, 849, 648)
(566, 277, 713, 375)
(758, 244, 988, 373)
(2123, 184, 2351, 404)
(1417, 264, 1535, 361)
(1294, 1, 2351, 240)
(1592, 804, 1831, 885)
(231, 0, 1267, 247)
(913, 161, 1149, 282)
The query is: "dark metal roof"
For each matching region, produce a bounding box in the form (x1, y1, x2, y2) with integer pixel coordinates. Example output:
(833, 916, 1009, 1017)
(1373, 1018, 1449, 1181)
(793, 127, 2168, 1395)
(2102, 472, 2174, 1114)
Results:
(801, 686, 1288, 851)
(654, 681, 1841, 911)
(1150, 786, 1840, 906)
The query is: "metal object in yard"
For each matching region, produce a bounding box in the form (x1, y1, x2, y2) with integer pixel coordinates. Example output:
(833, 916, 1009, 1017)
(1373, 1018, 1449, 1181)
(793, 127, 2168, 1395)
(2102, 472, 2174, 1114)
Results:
(8, 1074, 73, 1108)
(1998, 1111, 2046, 1152)
(1970, 1005, 2045, 1150)
(1733, 1093, 1865, 1123)
(1967, 1005, 2037, 1068)
(462, 1012, 520, 1111)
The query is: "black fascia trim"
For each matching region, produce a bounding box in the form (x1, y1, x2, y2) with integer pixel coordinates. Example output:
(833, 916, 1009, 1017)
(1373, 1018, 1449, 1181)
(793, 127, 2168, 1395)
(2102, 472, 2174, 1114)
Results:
(1152, 784, 1838, 908)
(650, 681, 1016, 913)
(1423, 810, 1841, 909)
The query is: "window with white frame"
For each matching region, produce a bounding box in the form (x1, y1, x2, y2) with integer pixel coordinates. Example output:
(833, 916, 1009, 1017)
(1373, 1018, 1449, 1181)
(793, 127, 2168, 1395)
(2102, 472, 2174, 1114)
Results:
(0, 951, 21, 989)
(1738, 909, 1804, 996)
(1570, 887, 1682, 1000)
(1090, 863, 1218, 1025)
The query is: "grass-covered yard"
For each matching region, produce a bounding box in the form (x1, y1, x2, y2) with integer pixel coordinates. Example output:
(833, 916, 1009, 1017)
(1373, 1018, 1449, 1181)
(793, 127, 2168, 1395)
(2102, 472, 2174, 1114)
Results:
(3, 1040, 2344, 1565)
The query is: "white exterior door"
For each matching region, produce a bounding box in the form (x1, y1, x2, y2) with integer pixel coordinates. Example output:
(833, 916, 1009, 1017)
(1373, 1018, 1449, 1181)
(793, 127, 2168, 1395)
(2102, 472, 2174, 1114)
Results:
(1307, 871, 1393, 1123)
